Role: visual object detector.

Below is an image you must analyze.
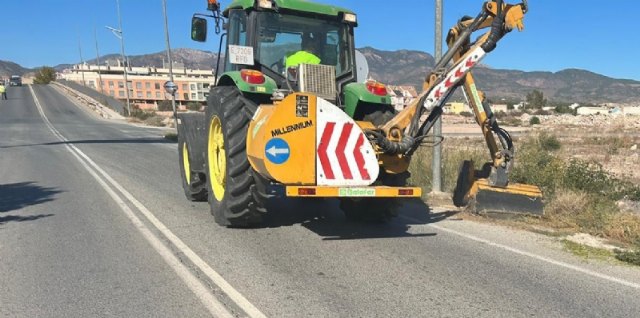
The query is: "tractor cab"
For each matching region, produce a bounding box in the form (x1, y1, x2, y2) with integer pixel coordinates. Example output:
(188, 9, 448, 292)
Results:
(191, 0, 387, 113)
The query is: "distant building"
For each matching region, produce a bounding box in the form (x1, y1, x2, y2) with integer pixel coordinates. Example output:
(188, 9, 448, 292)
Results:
(443, 102, 468, 114)
(513, 102, 525, 110)
(492, 104, 508, 113)
(387, 85, 418, 111)
(60, 61, 215, 110)
(576, 106, 610, 116)
(623, 106, 640, 116)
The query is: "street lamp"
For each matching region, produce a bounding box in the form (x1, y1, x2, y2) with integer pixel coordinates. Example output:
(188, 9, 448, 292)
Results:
(94, 27, 104, 95)
(162, 0, 178, 130)
(106, 0, 131, 115)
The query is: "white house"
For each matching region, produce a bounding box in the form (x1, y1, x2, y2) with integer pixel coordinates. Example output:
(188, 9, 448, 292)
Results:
(576, 106, 610, 116)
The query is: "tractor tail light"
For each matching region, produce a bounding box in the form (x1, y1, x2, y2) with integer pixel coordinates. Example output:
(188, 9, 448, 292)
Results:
(298, 188, 317, 196)
(366, 81, 387, 96)
(240, 69, 265, 85)
(398, 188, 414, 196)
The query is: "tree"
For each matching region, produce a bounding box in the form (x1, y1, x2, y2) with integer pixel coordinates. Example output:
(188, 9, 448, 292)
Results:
(525, 90, 547, 109)
(33, 66, 57, 84)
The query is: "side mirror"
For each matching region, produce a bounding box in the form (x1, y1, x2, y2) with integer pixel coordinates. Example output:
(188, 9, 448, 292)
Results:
(191, 17, 208, 42)
(355, 50, 369, 83)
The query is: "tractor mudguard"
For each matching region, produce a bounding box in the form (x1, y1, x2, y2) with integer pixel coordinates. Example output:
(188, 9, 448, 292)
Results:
(177, 112, 208, 173)
(343, 82, 392, 118)
(217, 71, 278, 95)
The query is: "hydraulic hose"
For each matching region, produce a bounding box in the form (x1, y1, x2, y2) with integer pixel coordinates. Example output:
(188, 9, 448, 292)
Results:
(481, 0, 505, 53)
(373, 134, 417, 155)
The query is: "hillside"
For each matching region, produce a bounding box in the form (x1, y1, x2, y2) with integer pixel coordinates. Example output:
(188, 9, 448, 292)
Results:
(0, 60, 30, 78)
(77, 48, 222, 71)
(358, 47, 640, 104)
(8, 47, 640, 104)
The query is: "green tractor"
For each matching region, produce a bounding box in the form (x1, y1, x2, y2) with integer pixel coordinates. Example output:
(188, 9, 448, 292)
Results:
(177, 0, 409, 227)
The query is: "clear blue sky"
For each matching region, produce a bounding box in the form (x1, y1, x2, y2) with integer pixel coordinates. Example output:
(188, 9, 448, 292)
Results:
(2, 0, 639, 80)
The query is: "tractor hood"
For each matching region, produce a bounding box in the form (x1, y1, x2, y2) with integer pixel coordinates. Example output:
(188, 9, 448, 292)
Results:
(224, 0, 354, 17)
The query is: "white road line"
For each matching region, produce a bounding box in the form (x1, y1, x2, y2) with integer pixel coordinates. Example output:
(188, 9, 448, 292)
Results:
(401, 215, 640, 290)
(30, 86, 267, 318)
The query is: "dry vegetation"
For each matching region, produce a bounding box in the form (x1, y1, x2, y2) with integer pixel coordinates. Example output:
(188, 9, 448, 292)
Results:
(408, 117, 640, 265)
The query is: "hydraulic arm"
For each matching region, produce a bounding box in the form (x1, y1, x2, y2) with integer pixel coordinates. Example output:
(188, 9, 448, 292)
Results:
(370, 0, 543, 215)
(374, 0, 527, 155)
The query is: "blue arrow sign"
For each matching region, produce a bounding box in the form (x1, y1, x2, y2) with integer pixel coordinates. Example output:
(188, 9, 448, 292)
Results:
(265, 138, 290, 164)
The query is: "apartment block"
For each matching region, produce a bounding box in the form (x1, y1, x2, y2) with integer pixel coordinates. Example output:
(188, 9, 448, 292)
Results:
(60, 63, 215, 110)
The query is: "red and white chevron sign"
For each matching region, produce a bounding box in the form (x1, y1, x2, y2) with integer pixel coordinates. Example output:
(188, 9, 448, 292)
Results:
(423, 46, 487, 110)
(316, 99, 379, 186)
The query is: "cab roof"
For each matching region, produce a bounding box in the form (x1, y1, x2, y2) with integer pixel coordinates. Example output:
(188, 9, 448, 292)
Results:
(223, 0, 354, 17)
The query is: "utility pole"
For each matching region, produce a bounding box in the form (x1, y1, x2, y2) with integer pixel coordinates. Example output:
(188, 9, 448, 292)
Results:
(431, 0, 443, 193)
(162, 0, 179, 129)
(94, 27, 104, 95)
(106, 0, 131, 115)
(78, 36, 86, 87)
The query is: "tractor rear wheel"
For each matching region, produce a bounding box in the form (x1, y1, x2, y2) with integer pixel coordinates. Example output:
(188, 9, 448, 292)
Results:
(205, 86, 267, 227)
(178, 136, 207, 201)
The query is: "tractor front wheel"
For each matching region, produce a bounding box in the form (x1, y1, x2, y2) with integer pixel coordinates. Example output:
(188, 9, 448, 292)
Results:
(178, 136, 207, 201)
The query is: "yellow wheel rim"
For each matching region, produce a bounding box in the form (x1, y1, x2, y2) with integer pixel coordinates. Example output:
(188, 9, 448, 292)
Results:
(182, 142, 191, 184)
(208, 116, 226, 201)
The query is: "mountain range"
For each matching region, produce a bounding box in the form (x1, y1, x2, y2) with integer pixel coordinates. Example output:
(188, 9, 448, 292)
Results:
(2, 48, 639, 104)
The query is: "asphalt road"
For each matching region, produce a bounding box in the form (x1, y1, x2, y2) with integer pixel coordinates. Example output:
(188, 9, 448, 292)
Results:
(1, 84, 639, 317)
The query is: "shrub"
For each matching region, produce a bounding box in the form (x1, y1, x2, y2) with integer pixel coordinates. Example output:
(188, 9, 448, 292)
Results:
(555, 105, 575, 115)
(511, 137, 565, 197)
(129, 105, 155, 120)
(538, 132, 561, 151)
(157, 100, 173, 111)
(529, 116, 541, 125)
(616, 250, 640, 266)
(34, 66, 57, 84)
(562, 159, 640, 201)
(543, 190, 589, 229)
(144, 115, 165, 127)
(186, 102, 202, 111)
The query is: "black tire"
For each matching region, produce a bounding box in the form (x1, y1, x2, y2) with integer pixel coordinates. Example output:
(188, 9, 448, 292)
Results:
(205, 86, 267, 227)
(178, 136, 207, 202)
(453, 160, 474, 207)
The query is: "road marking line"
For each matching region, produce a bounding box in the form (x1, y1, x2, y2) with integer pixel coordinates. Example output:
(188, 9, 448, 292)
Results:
(30, 86, 266, 318)
(401, 215, 640, 290)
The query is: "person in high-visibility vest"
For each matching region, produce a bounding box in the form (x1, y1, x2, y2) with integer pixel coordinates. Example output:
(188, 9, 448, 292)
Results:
(285, 33, 322, 69)
(0, 83, 7, 100)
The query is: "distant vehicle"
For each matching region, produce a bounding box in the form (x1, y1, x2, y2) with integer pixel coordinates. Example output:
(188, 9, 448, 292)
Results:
(9, 75, 22, 86)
